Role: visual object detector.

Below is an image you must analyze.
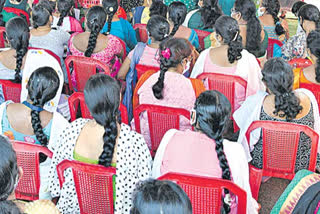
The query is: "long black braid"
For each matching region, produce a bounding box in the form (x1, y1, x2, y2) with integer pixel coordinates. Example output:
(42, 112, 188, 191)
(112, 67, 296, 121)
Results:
(168, 2, 187, 37)
(102, 0, 118, 35)
(57, 0, 73, 26)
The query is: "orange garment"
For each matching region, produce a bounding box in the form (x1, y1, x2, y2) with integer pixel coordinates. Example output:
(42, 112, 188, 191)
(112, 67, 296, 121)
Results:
(117, 7, 127, 20)
(293, 67, 312, 89)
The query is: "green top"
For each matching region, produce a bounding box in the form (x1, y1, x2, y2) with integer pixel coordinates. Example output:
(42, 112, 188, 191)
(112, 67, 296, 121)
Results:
(188, 11, 213, 32)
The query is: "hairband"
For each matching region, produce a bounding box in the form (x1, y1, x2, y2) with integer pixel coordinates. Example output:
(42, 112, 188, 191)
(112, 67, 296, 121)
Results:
(232, 31, 239, 41)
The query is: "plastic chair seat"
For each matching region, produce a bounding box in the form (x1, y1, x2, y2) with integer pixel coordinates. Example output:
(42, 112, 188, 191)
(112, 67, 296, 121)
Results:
(0, 80, 22, 103)
(135, 64, 159, 80)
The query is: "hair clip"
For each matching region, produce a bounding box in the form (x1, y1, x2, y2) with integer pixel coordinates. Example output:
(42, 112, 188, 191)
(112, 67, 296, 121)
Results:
(161, 48, 171, 59)
(109, 7, 114, 12)
(190, 109, 197, 126)
(164, 33, 168, 38)
(224, 193, 232, 206)
(283, 92, 290, 97)
(232, 31, 239, 41)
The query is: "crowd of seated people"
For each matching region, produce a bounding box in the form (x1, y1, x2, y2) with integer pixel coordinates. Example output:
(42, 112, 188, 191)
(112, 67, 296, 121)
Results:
(0, 0, 319, 213)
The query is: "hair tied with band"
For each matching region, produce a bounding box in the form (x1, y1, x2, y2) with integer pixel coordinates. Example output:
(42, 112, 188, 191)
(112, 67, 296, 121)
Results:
(161, 48, 171, 59)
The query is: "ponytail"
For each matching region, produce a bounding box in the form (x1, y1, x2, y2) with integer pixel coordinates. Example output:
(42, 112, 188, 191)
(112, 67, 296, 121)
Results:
(263, 0, 285, 36)
(57, 8, 68, 26)
(168, 2, 187, 37)
(30, 99, 49, 147)
(274, 16, 285, 36)
(227, 31, 242, 64)
(57, 0, 73, 27)
(102, 0, 118, 35)
(169, 19, 180, 37)
(199, 0, 222, 29)
(105, 9, 114, 35)
(152, 59, 169, 99)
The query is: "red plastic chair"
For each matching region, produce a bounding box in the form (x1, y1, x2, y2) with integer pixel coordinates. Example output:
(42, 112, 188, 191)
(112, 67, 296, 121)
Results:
(115, 36, 126, 60)
(288, 58, 312, 69)
(0, 27, 6, 48)
(57, 159, 116, 214)
(158, 173, 247, 214)
(12, 141, 53, 201)
(3, 7, 30, 25)
(68, 92, 129, 124)
(267, 38, 283, 59)
(133, 24, 148, 43)
(0, 80, 22, 103)
(300, 82, 320, 113)
(194, 29, 211, 50)
(133, 104, 191, 156)
(135, 64, 159, 80)
(65, 56, 111, 92)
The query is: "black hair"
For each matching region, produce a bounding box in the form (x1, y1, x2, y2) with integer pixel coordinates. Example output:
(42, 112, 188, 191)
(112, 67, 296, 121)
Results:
(84, 6, 106, 57)
(131, 179, 192, 214)
(0, 201, 22, 214)
(292, 1, 306, 16)
(28, 67, 60, 147)
(32, 3, 52, 29)
(146, 15, 170, 42)
(234, 0, 261, 54)
(0, 0, 6, 26)
(152, 38, 191, 99)
(168, 2, 187, 37)
(102, 0, 118, 35)
(262, 58, 302, 121)
(57, 0, 73, 26)
(193, 90, 232, 212)
(307, 30, 320, 83)
(298, 4, 320, 30)
(199, 0, 223, 30)
(84, 74, 121, 167)
(5, 17, 29, 83)
(38, 0, 55, 14)
(262, 0, 285, 36)
(215, 16, 243, 64)
(149, 1, 168, 18)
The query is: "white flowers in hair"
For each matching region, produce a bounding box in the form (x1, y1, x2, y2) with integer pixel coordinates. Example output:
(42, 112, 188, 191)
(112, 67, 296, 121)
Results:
(109, 7, 114, 12)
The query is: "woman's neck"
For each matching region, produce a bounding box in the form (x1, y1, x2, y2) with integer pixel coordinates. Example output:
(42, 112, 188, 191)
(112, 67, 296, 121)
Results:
(35, 25, 51, 31)
(167, 67, 179, 73)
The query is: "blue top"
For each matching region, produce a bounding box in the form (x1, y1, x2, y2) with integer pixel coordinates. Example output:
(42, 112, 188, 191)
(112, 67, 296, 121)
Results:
(218, 0, 236, 16)
(101, 18, 138, 53)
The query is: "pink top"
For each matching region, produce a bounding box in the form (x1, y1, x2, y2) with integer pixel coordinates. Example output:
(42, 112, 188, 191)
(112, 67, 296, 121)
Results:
(204, 54, 245, 110)
(128, 45, 160, 66)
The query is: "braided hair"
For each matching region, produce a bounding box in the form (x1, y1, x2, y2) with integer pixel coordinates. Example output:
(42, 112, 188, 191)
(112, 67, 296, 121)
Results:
(84, 6, 107, 57)
(168, 2, 187, 37)
(146, 15, 170, 42)
(149, 1, 168, 18)
(152, 38, 191, 99)
(5, 17, 29, 83)
(215, 16, 243, 64)
(262, 0, 285, 36)
(234, 0, 261, 55)
(84, 74, 121, 167)
(262, 58, 302, 121)
(57, 0, 73, 26)
(102, 0, 118, 35)
(307, 30, 320, 83)
(193, 90, 232, 212)
(28, 67, 60, 147)
(298, 4, 320, 31)
(199, 0, 223, 29)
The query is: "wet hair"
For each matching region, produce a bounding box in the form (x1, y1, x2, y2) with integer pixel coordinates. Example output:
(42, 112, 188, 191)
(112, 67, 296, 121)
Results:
(131, 179, 192, 214)
(152, 38, 191, 99)
(28, 67, 60, 147)
(262, 0, 285, 36)
(149, 1, 167, 18)
(292, 1, 306, 16)
(84, 6, 106, 57)
(298, 4, 320, 30)
(146, 15, 170, 42)
(193, 90, 232, 212)
(168, 2, 187, 37)
(215, 16, 243, 64)
(32, 3, 52, 28)
(84, 74, 121, 167)
(234, 0, 261, 54)
(102, 0, 118, 35)
(199, 0, 223, 30)
(262, 58, 302, 121)
(5, 17, 29, 83)
(307, 30, 320, 83)
(57, 0, 73, 26)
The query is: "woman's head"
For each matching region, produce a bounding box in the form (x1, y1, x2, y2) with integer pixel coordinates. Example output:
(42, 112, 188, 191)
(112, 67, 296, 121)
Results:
(131, 179, 192, 214)
(85, 6, 106, 57)
(292, 1, 306, 17)
(233, 0, 261, 54)
(262, 58, 302, 120)
(199, 0, 223, 30)
(32, 2, 52, 28)
(152, 38, 192, 99)
(261, 0, 285, 36)
(307, 30, 320, 83)
(84, 74, 120, 167)
(102, 0, 118, 35)
(298, 4, 320, 34)
(28, 67, 60, 147)
(5, 16, 29, 83)
(57, 0, 73, 26)
(149, 1, 167, 18)
(147, 15, 169, 42)
(215, 16, 243, 64)
(168, 1, 187, 37)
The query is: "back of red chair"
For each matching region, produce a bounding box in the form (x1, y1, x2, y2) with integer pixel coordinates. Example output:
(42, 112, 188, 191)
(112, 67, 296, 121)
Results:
(158, 173, 247, 214)
(135, 64, 159, 80)
(133, 24, 148, 43)
(267, 38, 283, 59)
(65, 56, 111, 92)
(300, 82, 320, 112)
(12, 141, 53, 201)
(246, 121, 318, 180)
(0, 27, 6, 48)
(133, 104, 190, 156)
(194, 29, 211, 50)
(288, 58, 312, 69)
(3, 7, 30, 25)
(57, 160, 116, 214)
(0, 80, 22, 103)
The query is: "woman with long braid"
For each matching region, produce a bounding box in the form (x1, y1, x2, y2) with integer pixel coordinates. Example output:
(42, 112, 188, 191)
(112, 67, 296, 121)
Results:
(153, 90, 259, 213)
(48, 73, 151, 214)
(101, 0, 137, 52)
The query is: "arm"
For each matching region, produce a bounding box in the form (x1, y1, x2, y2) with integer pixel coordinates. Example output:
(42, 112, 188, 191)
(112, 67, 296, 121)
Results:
(117, 49, 133, 80)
